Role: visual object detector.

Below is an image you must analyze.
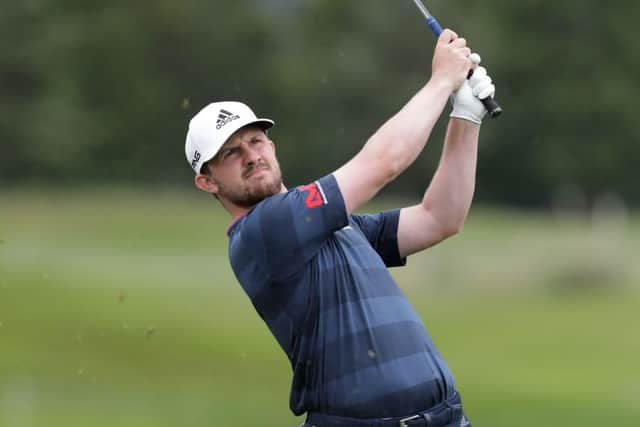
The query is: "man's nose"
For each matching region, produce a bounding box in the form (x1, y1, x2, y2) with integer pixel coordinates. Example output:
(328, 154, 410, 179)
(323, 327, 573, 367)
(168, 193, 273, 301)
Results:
(242, 143, 261, 164)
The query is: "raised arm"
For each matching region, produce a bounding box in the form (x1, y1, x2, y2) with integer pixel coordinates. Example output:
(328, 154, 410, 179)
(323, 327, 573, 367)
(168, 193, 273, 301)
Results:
(333, 29, 472, 214)
(397, 57, 497, 258)
(397, 119, 478, 257)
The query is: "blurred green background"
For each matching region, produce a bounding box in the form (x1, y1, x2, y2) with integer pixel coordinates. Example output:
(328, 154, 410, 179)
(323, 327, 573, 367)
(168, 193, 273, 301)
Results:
(1, 193, 638, 426)
(1, 0, 639, 426)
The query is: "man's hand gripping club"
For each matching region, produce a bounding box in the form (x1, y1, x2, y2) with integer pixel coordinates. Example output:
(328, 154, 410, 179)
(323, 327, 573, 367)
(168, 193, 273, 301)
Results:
(430, 29, 473, 93)
(431, 29, 497, 125)
(450, 54, 496, 124)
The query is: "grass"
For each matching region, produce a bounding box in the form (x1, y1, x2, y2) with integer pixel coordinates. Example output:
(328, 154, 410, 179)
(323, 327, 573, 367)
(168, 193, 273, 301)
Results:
(1, 189, 638, 426)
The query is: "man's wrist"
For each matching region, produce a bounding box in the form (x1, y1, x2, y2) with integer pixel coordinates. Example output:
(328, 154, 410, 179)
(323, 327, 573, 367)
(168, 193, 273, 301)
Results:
(449, 114, 482, 126)
(426, 76, 456, 95)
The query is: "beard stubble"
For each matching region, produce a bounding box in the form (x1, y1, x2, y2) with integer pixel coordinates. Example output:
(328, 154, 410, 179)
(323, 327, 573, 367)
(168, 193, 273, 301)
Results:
(216, 161, 283, 208)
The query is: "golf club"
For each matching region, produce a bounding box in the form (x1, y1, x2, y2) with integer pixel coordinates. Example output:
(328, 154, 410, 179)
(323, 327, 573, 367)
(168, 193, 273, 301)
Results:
(411, 0, 503, 118)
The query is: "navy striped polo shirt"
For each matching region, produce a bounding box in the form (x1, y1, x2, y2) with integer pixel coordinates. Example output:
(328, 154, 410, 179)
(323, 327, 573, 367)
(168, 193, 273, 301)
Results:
(227, 174, 456, 418)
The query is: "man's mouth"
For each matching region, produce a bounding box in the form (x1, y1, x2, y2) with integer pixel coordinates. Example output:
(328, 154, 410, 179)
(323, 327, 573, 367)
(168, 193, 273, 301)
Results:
(244, 165, 269, 179)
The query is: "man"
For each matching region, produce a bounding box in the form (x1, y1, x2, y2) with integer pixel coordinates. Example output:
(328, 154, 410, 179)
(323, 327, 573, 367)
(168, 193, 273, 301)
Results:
(185, 30, 495, 427)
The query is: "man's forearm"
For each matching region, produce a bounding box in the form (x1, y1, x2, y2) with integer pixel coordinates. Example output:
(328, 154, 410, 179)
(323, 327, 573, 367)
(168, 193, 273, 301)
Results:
(333, 31, 473, 215)
(363, 78, 453, 181)
(362, 30, 474, 183)
(421, 118, 480, 232)
(334, 78, 455, 214)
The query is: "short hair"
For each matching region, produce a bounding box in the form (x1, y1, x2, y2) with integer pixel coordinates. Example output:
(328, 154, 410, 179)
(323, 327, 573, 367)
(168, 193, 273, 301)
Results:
(200, 161, 210, 175)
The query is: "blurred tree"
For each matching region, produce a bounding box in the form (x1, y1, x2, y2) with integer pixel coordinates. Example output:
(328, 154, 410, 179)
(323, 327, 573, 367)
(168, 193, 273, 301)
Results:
(0, 0, 638, 208)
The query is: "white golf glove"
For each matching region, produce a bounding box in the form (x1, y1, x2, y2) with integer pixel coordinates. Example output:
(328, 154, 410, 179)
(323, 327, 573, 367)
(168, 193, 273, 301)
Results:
(450, 54, 496, 124)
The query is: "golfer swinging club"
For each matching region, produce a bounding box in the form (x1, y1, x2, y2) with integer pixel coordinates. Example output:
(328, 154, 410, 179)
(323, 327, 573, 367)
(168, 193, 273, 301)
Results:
(185, 30, 495, 427)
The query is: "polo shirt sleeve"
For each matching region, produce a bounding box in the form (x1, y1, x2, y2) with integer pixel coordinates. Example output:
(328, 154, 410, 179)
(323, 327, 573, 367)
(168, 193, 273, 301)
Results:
(350, 209, 406, 268)
(246, 174, 348, 281)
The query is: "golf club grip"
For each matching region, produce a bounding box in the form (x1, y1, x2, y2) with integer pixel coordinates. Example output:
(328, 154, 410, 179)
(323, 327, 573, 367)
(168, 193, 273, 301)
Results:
(467, 69, 502, 117)
(426, 16, 443, 36)
(481, 96, 502, 118)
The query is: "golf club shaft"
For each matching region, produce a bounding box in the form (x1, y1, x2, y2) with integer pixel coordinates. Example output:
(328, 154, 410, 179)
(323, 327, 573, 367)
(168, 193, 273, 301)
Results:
(411, 0, 443, 36)
(411, 0, 502, 118)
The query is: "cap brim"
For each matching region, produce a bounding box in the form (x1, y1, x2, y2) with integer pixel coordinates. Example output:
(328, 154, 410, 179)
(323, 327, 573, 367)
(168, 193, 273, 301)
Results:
(199, 118, 275, 166)
(251, 119, 274, 131)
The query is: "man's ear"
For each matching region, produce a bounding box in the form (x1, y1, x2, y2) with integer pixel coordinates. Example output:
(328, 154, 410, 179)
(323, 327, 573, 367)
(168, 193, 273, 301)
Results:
(194, 173, 219, 195)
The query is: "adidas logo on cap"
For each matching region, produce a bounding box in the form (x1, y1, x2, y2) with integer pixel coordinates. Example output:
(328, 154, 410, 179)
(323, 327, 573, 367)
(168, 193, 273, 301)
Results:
(216, 109, 240, 130)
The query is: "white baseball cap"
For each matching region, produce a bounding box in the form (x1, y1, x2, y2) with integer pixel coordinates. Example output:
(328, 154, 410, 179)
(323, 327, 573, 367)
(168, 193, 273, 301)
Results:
(185, 101, 274, 173)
